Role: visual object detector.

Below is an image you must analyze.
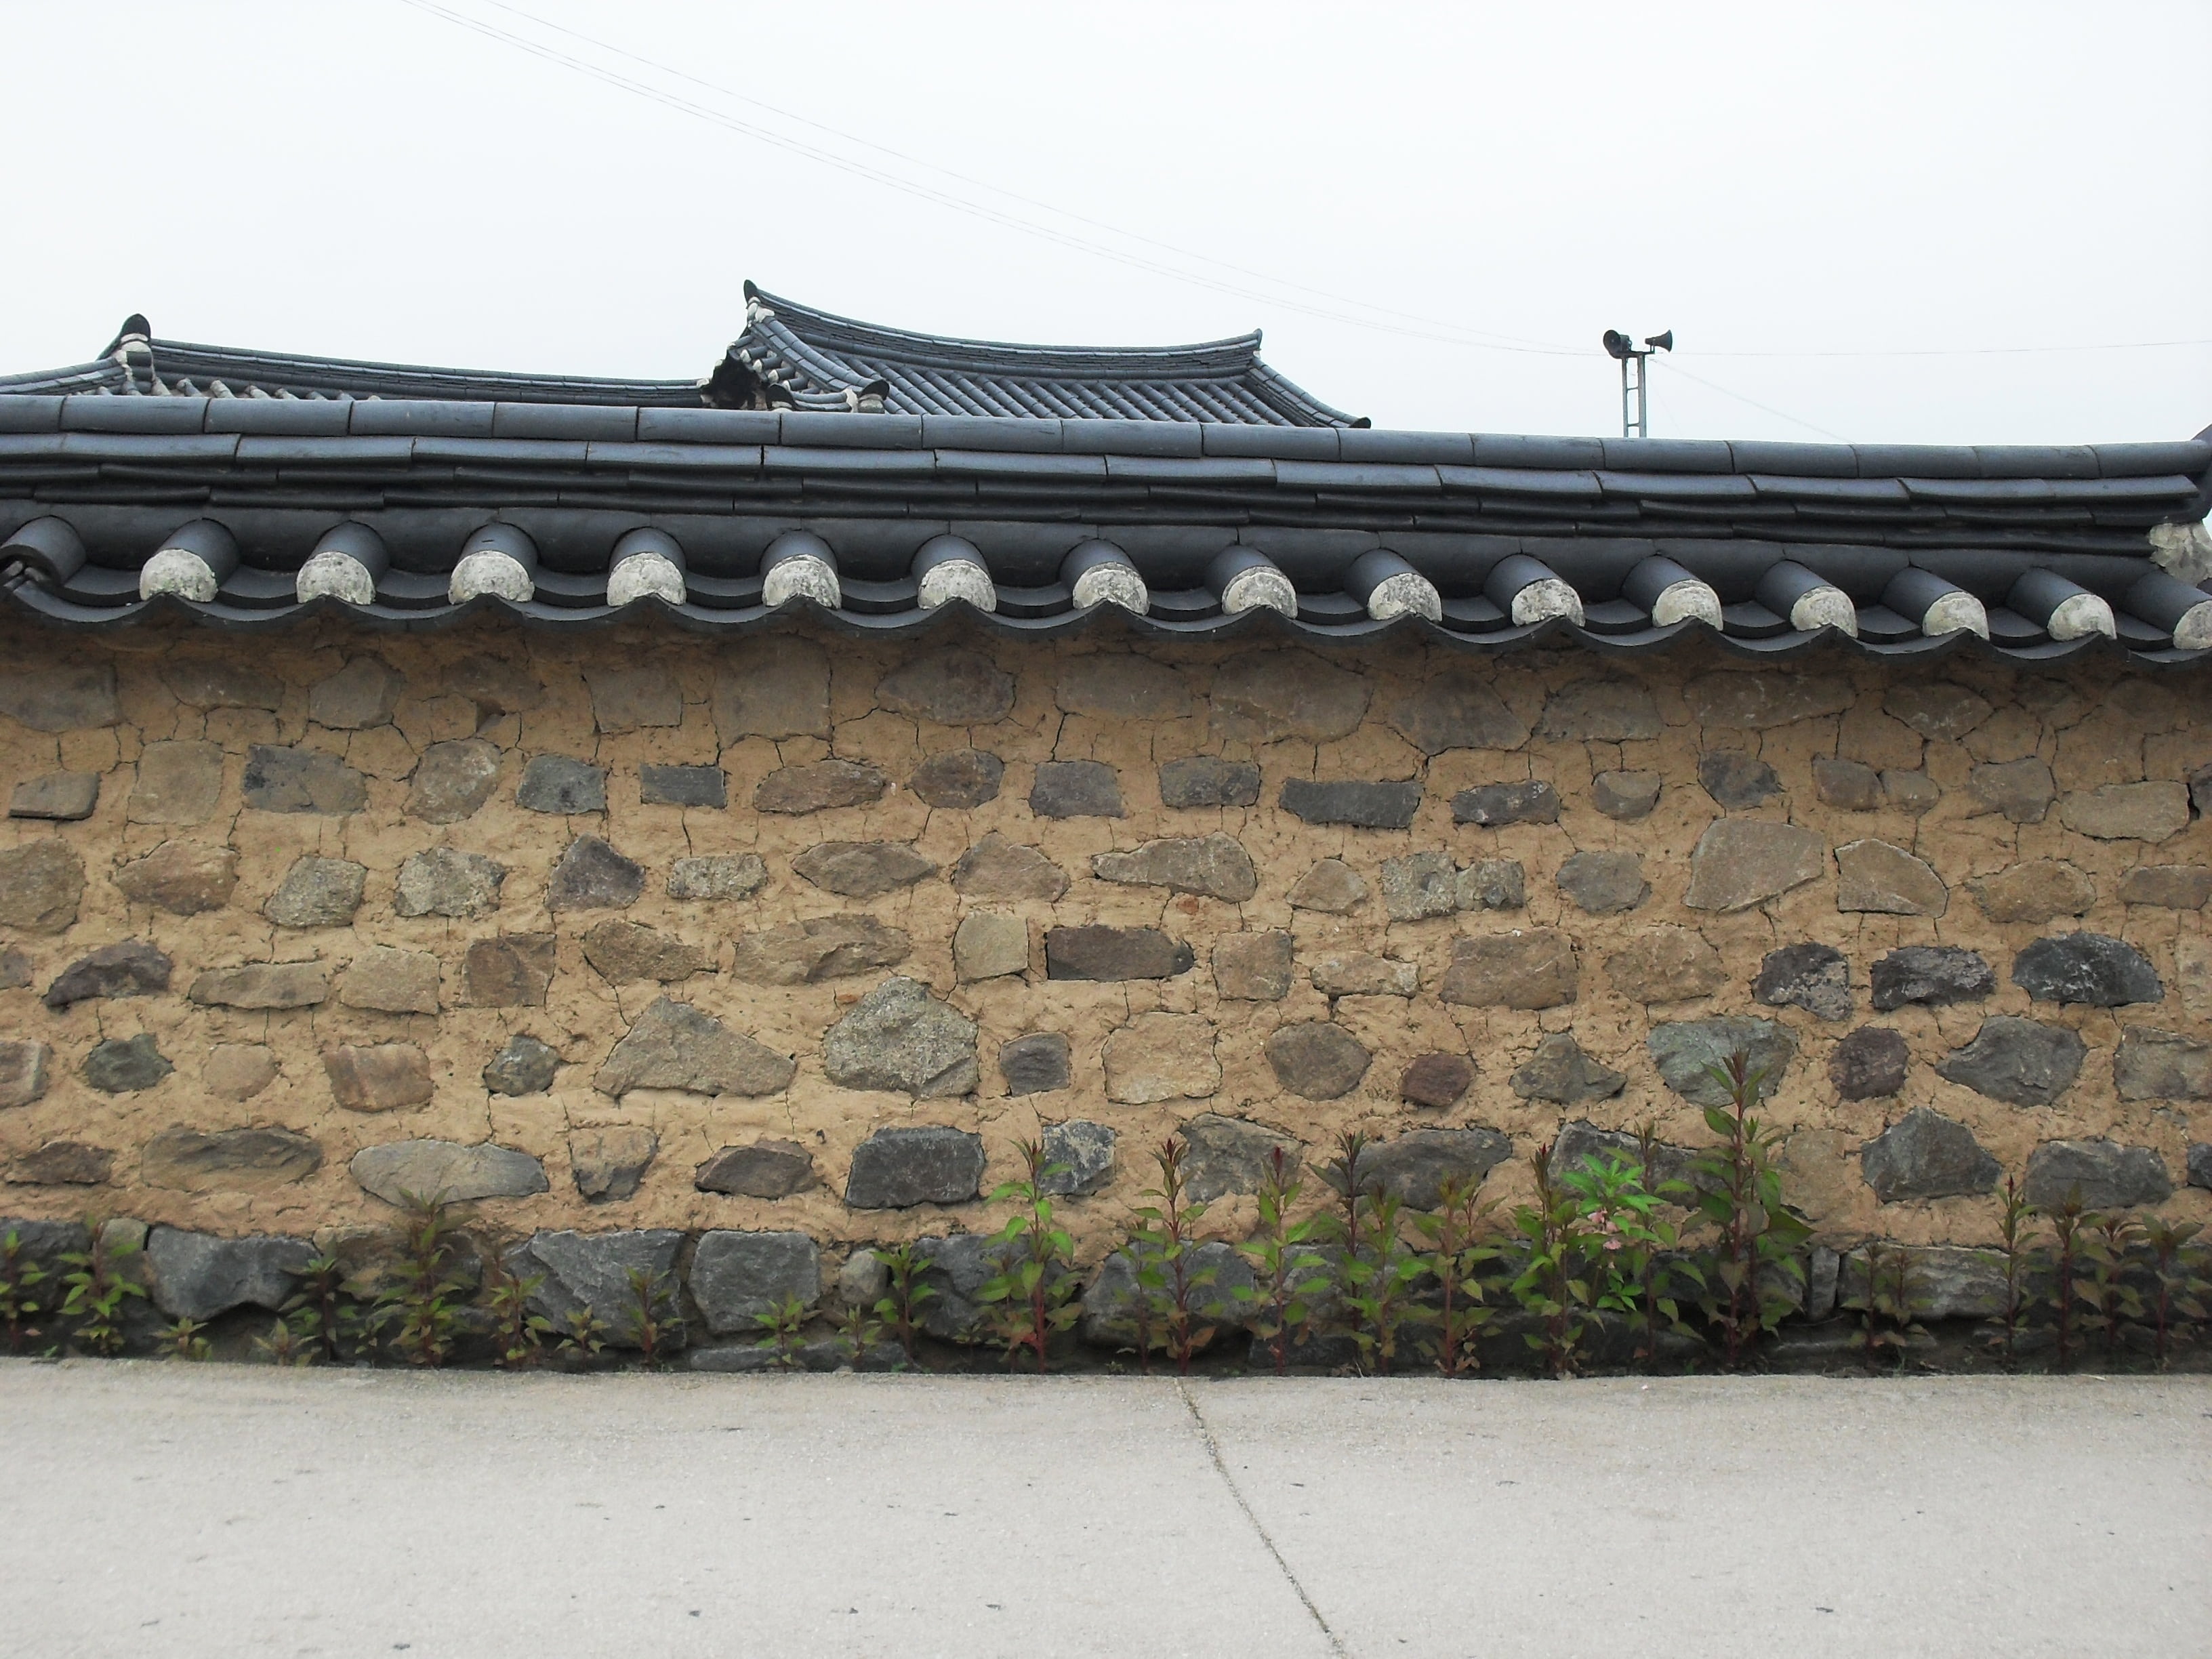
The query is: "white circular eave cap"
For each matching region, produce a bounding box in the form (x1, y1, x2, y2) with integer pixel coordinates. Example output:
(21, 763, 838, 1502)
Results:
(762, 552, 840, 610)
(449, 550, 535, 605)
(295, 549, 378, 606)
(138, 548, 220, 602)
(608, 551, 687, 608)
(1221, 565, 1297, 617)
(917, 558, 998, 613)
(1365, 570, 1442, 623)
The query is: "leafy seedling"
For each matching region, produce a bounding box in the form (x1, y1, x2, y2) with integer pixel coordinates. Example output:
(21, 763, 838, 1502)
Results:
(253, 1315, 314, 1367)
(2038, 1186, 2093, 1373)
(159, 1316, 212, 1361)
(1341, 1189, 1425, 1376)
(1510, 1140, 1594, 1379)
(1235, 1147, 1330, 1377)
(482, 1256, 553, 1370)
(752, 1295, 808, 1370)
(1982, 1175, 2034, 1364)
(2077, 1212, 2144, 1361)
(871, 1243, 935, 1368)
(558, 1306, 609, 1362)
(1561, 1141, 1700, 1370)
(372, 1190, 472, 1368)
(1691, 1051, 1809, 1368)
(1856, 1241, 1926, 1370)
(976, 1139, 1081, 1374)
(1, 1228, 47, 1355)
(623, 1267, 684, 1370)
(1129, 1136, 1221, 1375)
(58, 1218, 146, 1357)
(2140, 1216, 2209, 1369)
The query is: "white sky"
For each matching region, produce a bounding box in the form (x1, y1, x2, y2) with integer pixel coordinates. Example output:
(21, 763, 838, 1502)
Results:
(5, 1, 2209, 445)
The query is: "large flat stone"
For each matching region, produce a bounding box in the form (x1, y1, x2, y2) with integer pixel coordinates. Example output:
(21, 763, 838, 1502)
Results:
(668, 855, 768, 901)
(1382, 677, 1528, 753)
(1591, 770, 1662, 821)
(188, 961, 329, 1010)
(446, 653, 544, 715)
(9, 771, 100, 821)
(1752, 943, 1851, 1021)
(1883, 682, 1991, 740)
(337, 946, 441, 1014)
(2059, 782, 2190, 842)
(1079, 1242, 1253, 1350)
(1936, 1017, 2085, 1107)
(1511, 1033, 1626, 1103)
(695, 1139, 819, 1198)
(516, 755, 607, 815)
(114, 840, 236, 916)
(127, 740, 224, 825)
(2013, 933, 2162, 1007)
(584, 666, 682, 733)
(83, 1033, 172, 1092)
(2118, 865, 2212, 909)
(730, 915, 910, 984)
(1029, 760, 1125, 819)
(394, 849, 506, 918)
(1040, 1121, 1116, 1196)
(638, 764, 728, 810)
(2024, 1139, 2173, 1209)
(1158, 757, 1261, 808)
(579, 920, 709, 983)
(1399, 1052, 1476, 1108)
(1179, 1114, 1301, 1202)
(405, 738, 504, 823)
(1536, 678, 1662, 741)
(713, 638, 830, 741)
(1362, 1128, 1513, 1208)
(1861, 1107, 2001, 1202)
(1813, 756, 1883, 812)
(844, 1126, 986, 1208)
(483, 1033, 560, 1095)
(241, 745, 367, 814)
(949, 833, 1067, 901)
(1288, 858, 1368, 914)
(0, 1040, 53, 1109)
(1967, 759, 2057, 824)
(545, 837, 644, 910)
(822, 977, 979, 1097)
(909, 750, 1004, 808)
(510, 1229, 685, 1347)
(44, 939, 171, 1008)
(323, 1043, 434, 1112)
(1552, 1122, 1701, 1194)
(463, 933, 556, 1006)
(142, 1126, 319, 1193)
(1555, 850, 1647, 914)
(264, 856, 366, 928)
(308, 656, 404, 729)
(1055, 655, 1191, 719)
(1837, 1245, 2007, 1321)
(691, 1231, 821, 1333)
(1309, 950, 1417, 998)
(1437, 930, 1577, 1010)
(998, 1033, 1071, 1096)
(7, 1141, 112, 1186)
(1683, 820, 1824, 912)
(792, 841, 939, 898)
(0, 662, 120, 731)
(350, 1139, 548, 1204)
(1, 840, 91, 928)
(1045, 925, 1193, 981)
(1829, 1026, 1909, 1100)
(1091, 834, 1257, 901)
(1697, 752, 1782, 808)
(1210, 649, 1370, 741)
(2112, 1027, 2212, 1101)
(1214, 931, 1294, 1000)
(1103, 1012, 1218, 1104)
(146, 1228, 314, 1322)
(878, 649, 1015, 724)
(1836, 838, 1948, 917)
(1449, 780, 1557, 827)
(1263, 1022, 1371, 1100)
(1685, 672, 1852, 729)
(596, 997, 795, 1097)
(1647, 1017, 1795, 1105)
(1870, 945, 1994, 1011)
(754, 759, 889, 814)
(1604, 928, 1724, 1004)
(1970, 861, 2097, 924)
(953, 912, 1027, 981)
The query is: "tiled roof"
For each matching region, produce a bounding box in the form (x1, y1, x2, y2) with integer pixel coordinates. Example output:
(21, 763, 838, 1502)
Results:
(0, 288, 1362, 426)
(3, 392, 2208, 665)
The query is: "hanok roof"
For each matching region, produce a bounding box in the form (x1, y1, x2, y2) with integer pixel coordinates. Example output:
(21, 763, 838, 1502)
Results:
(0, 284, 1364, 426)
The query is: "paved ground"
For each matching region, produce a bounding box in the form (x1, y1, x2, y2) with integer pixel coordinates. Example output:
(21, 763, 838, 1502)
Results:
(1, 1362, 2205, 1659)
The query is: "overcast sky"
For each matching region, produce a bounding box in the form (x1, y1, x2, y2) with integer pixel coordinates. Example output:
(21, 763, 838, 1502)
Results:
(5, 2, 2208, 445)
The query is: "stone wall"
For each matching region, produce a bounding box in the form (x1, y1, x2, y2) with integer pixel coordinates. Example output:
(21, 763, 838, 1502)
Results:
(2, 615, 2209, 1336)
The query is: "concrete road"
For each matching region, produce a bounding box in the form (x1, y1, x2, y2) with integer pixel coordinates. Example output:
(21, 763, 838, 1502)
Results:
(1, 1363, 2204, 1659)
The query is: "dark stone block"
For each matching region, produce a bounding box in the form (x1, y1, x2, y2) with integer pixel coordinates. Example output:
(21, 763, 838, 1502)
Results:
(1829, 1026, 1908, 1099)
(241, 745, 366, 815)
(1450, 780, 1559, 827)
(1361, 1128, 1513, 1209)
(1753, 943, 1851, 1021)
(1029, 760, 1124, 819)
(1263, 1022, 1371, 1101)
(2012, 933, 2163, 1007)
(81, 1033, 171, 1093)
(1044, 925, 1193, 981)
(2024, 1139, 2173, 1210)
(909, 750, 1004, 808)
(546, 837, 644, 911)
(1511, 1034, 1626, 1104)
(44, 939, 171, 1008)
(1870, 945, 1994, 1011)
(1861, 1107, 2001, 1202)
(1282, 779, 1422, 829)
(1040, 1121, 1115, 1196)
(999, 1032, 1072, 1095)
(483, 1033, 560, 1096)
(1399, 1052, 1475, 1108)
(845, 1126, 986, 1208)
(517, 755, 608, 815)
(695, 1139, 819, 1198)
(639, 764, 727, 809)
(1698, 752, 1783, 808)
(1159, 757, 1262, 808)
(1936, 1017, 2086, 1107)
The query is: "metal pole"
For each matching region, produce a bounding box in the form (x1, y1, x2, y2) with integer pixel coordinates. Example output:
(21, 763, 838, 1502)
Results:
(1634, 351, 1648, 438)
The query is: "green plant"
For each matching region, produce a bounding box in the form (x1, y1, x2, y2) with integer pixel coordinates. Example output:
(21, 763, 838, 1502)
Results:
(976, 1139, 1081, 1374)
(1413, 1176, 1501, 1378)
(752, 1294, 808, 1370)
(1235, 1147, 1330, 1377)
(58, 1218, 146, 1357)
(1984, 1176, 2035, 1364)
(483, 1257, 552, 1370)
(253, 1315, 313, 1366)
(2140, 1216, 2208, 1369)
(159, 1315, 213, 1361)
(1692, 1052, 1809, 1368)
(1856, 1242, 1925, 1370)
(870, 1243, 935, 1367)
(622, 1268, 684, 1370)
(835, 1303, 882, 1368)
(1, 1229, 47, 1355)
(282, 1253, 363, 1365)
(2077, 1212, 2144, 1361)
(1510, 1140, 1593, 1379)
(373, 1191, 470, 1368)
(1560, 1136, 1700, 1370)
(558, 1305, 609, 1361)
(1130, 1136, 1221, 1376)
(1340, 1190, 1425, 1376)
(2039, 1186, 2092, 1372)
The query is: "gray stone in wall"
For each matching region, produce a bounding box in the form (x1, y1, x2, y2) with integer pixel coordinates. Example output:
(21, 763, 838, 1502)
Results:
(1835, 839, 1948, 917)
(0, 1040, 53, 1109)
(2023, 1140, 2173, 1210)
(579, 920, 708, 984)
(1437, 931, 1577, 1010)
(838, 1249, 889, 1309)
(1208, 931, 1290, 1000)
(82, 1033, 171, 1094)
(0, 663, 119, 731)
(668, 854, 768, 901)
(9, 1141, 112, 1186)
(1045, 925, 1193, 981)
(1180, 1114, 1301, 1203)
(1362, 1128, 1513, 1209)
(1092, 834, 1258, 901)
(464, 934, 556, 1006)
(1450, 780, 1558, 827)
(324, 1043, 434, 1112)
(950, 834, 1068, 901)
(1380, 852, 1459, 920)
(1283, 779, 1422, 830)
(1883, 771, 1941, 815)
(1837, 1245, 2007, 1322)
(1682, 820, 1824, 912)
(1752, 943, 1851, 1021)
(1458, 859, 1525, 912)
(1967, 759, 2057, 824)
(0, 945, 27, 989)
(696, 1139, 819, 1198)
(1829, 1026, 1909, 1100)
(1288, 859, 1368, 914)
(1382, 678, 1528, 754)
(999, 1033, 1071, 1096)
(1685, 672, 1852, 729)
(1860, 1107, 2001, 1202)
(483, 1034, 560, 1096)
(1158, 757, 1261, 808)
(2188, 1143, 2212, 1191)
(1935, 1017, 2086, 1107)
(446, 653, 544, 716)
(1812, 756, 1882, 812)
(1399, 1052, 1475, 1108)
(546, 837, 644, 911)
(596, 998, 796, 1099)
(395, 849, 506, 919)
(189, 962, 329, 1010)
(731, 916, 912, 984)
(639, 764, 728, 810)
(909, 750, 1004, 808)
(1264, 1023, 1372, 1101)
(911, 1233, 1020, 1343)
(1210, 649, 1370, 743)
(2013, 933, 2163, 1007)
(2117, 865, 2212, 910)
(1552, 1122, 1700, 1194)
(307, 656, 404, 729)
(792, 841, 939, 899)
(845, 1126, 986, 1208)
(1605, 928, 1725, 1004)
(510, 1229, 684, 1347)
(127, 741, 224, 825)
(952, 913, 1026, 981)
(241, 745, 367, 815)
(1536, 679, 1660, 741)
(405, 739, 504, 823)
(754, 759, 889, 814)
(1511, 1035, 1626, 1104)
(337, 947, 440, 1015)
(1556, 851, 1648, 914)
(1883, 682, 1990, 740)
(144, 1125, 321, 1193)
(1870, 945, 1994, 1011)
(691, 1231, 821, 1334)
(878, 649, 1015, 725)
(1647, 1017, 1795, 1105)
(518, 756, 608, 815)
(1080, 1242, 1254, 1349)
(44, 940, 171, 1008)
(264, 857, 367, 928)
(1030, 760, 1125, 819)
(9, 771, 100, 821)
(1591, 770, 1662, 820)
(1056, 655, 1192, 720)
(146, 1227, 314, 1322)
(115, 842, 239, 917)
(823, 978, 978, 1098)
(1041, 1121, 1115, 1196)
(2114, 1027, 2212, 1101)
(712, 638, 829, 741)
(2060, 782, 2191, 842)
(1309, 951, 1416, 998)
(0, 841, 85, 932)
(352, 1140, 548, 1204)
(584, 666, 681, 733)
(1698, 752, 1782, 808)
